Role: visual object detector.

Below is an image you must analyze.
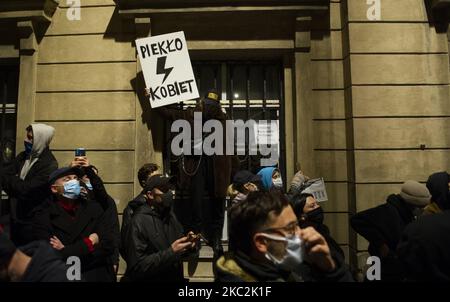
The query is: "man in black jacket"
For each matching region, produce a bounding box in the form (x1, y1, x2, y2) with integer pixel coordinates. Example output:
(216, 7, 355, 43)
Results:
(71, 156, 121, 278)
(120, 163, 159, 263)
(216, 190, 353, 282)
(155, 89, 235, 260)
(350, 180, 431, 281)
(32, 167, 115, 282)
(1, 124, 58, 245)
(122, 174, 196, 282)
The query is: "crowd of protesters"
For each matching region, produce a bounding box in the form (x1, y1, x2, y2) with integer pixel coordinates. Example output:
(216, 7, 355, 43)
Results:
(1, 95, 450, 282)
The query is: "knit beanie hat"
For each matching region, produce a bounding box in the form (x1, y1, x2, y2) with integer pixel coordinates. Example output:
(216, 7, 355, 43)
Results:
(399, 180, 431, 207)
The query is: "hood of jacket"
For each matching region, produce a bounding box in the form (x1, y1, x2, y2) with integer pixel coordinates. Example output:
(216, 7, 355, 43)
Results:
(30, 124, 55, 157)
(19, 124, 55, 180)
(128, 193, 146, 211)
(257, 167, 276, 191)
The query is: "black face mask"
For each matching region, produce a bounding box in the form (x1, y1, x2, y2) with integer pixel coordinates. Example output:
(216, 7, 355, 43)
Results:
(306, 207, 324, 225)
(159, 191, 174, 209)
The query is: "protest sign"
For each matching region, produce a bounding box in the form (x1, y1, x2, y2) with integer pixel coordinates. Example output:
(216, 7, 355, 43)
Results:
(136, 31, 199, 108)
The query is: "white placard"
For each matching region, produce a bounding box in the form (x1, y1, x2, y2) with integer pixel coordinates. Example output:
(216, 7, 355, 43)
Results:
(301, 178, 329, 202)
(256, 120, 279, 145)
(136, 31, 199, 108)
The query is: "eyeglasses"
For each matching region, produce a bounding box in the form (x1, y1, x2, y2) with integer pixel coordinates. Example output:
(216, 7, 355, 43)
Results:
(260, 220, 299, 237)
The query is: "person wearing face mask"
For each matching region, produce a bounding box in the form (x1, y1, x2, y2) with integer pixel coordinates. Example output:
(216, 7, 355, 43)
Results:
(216, 190, 352, 282)
(257, 167, 283, 192)
(70, 157, 121, 279)
(291, 193, 345, 264)
(122, 174, 197, 282)
(153, 89, 237, 264)
(31, 167, 115, 282)
(121, 163, 160, 247)
(228, 170, 261, 204)
(350, 180, 431, 281)
(1, 124, 58, 246)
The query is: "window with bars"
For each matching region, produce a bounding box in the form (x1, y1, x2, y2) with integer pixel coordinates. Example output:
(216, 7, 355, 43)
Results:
(164, 61, 285, 179)
(0, 62, 20, 215)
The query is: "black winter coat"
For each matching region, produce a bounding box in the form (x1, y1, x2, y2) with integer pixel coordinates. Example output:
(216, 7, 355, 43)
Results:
(397, 211, 450, 281)
(120, 193, 146, 263)
(1, 148, 58, 245)
(32, 198, 115, 282)
(350, 194, 416, 281)
(122, 203, 185, 282)
(301, 221, 345, 264)
(84, 167, 121, 267)
(351, 194, 415, 256)
(215, 250, 353, 282)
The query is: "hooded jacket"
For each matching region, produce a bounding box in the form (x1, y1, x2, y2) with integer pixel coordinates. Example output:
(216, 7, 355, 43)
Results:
(19, 124, 55, 180)
(1, 124, 58, 245)
(122, 202, 185, 282)
(257, 167, 276, 191)
(120, 193, 146, 263)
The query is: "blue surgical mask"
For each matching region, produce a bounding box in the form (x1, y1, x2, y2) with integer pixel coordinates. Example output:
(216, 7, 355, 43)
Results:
(84, 181, 93, 191)
(272, 177, 283, 189)
(24, 140, 33, 156)
(63, 179, 81, 199)
(262, 233, 303, 270)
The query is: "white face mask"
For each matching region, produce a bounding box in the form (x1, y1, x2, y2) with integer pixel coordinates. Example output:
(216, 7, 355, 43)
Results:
(272, 177, 283, 189)
(261, 233, 303, 270)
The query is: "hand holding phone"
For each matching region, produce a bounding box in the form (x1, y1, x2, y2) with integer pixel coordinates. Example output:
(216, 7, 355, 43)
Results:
(75, 148, 86, 157)
(71, 148, 89, 168)
(187, 231, 199, 242)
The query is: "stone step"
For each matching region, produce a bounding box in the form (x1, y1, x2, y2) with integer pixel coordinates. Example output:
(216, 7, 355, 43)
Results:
(183, 260, 214, 278)
(183, 243, 228, 279)
(188, 277, 215, 282)
(197, 243, 229, 259)
(118, 242, 228, 279)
